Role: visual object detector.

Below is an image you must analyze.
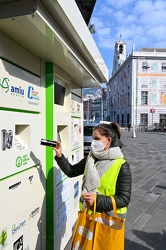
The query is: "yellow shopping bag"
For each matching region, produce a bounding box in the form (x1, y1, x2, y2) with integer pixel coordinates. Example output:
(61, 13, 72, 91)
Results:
(71, 196, 124, 250)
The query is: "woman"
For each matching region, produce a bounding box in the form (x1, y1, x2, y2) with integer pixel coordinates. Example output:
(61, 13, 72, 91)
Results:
(52, 122, 132, 218)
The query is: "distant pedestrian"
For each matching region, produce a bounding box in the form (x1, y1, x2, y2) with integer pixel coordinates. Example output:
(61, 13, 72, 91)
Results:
(127, 122, 131, 132)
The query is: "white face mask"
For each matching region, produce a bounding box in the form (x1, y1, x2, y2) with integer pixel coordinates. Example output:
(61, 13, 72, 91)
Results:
(91, 140, 105, 152)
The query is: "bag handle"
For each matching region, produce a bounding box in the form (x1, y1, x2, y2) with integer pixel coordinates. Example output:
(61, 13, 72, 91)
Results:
(86, 195, 117, 217)
(93, 194, 97, 214)
(110, 196, 118, 218)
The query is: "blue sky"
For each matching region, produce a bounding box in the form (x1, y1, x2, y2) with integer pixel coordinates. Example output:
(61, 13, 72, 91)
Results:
(90, 0, 166, 77)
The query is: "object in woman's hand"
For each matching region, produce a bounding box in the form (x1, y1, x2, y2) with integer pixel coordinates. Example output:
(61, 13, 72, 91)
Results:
(40, 139, 57, 147)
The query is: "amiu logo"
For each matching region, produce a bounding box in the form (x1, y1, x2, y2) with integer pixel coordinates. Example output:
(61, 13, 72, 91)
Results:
(0, 77, 10, 93)
(11, 86, 24, 96)
(27, 86, 39, 101)
(0, 77, 24, 97)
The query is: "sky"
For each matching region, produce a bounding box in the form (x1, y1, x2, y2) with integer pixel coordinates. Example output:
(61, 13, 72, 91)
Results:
(90, 0, 166, 78)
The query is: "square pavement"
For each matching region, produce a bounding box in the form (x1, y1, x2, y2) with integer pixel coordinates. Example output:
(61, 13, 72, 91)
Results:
(122, 130, 166, 250)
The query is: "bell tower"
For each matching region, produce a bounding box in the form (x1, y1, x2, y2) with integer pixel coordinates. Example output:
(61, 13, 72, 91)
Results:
(112, 34, 126, 75)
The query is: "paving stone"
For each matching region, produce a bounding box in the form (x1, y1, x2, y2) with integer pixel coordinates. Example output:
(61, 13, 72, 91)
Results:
(154, 156, 164, 161)
(128, 231, 159, 250)
(153, 172, 166, 180)
(131, 213, 151, 231)
(141, 209, 166, 237)
(160, 200, 166, 210)
(141, 179, 160, 191)
(155, 233, 166, 250)
(140, 192, 160, 203)
(133, 169, 144, 174)
(151, 185, 166, 194)
(146, 194, 166, 215)
(132, 175, 145, 184)
(125, 241, 152, 250)
(127, 201, 150, 225)
(156, 181, 166, 189)
(128, 194, 141, 205)
(132, 188, 147, 197)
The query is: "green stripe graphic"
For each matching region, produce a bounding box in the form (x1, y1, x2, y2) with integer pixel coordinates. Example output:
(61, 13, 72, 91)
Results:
(45, 62, 54, 250)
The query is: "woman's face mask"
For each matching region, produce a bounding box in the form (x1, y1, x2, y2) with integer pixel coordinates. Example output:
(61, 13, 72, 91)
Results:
(91, 140, 105, 152)
(91, 129, 112, 152)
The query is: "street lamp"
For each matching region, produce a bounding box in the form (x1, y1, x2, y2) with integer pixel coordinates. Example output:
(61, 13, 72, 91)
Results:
(101, 95, 103, 121)
(132, 59, 137, 138)
(106, 85, 111, 121)
(87, 98, 90, 123)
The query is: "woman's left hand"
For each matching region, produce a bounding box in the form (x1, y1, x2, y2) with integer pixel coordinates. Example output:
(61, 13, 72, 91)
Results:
(82, 193, 95, 206)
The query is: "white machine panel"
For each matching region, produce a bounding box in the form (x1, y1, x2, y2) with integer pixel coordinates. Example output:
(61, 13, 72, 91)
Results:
(0, 167, 44, 249)
(0, 110, 41, 179)
(0, 59, 40, 112)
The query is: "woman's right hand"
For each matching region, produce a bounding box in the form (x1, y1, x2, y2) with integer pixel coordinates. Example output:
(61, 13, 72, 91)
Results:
(52, 140, 62, 158)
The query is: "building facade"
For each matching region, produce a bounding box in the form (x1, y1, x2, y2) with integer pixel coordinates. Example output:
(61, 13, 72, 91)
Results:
(83, 87, 110, 123)
(108, 45, 166, 129)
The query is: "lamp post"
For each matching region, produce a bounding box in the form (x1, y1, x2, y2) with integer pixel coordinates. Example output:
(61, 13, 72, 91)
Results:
(150, 108, 155, 129)
(100, 88, 103, 121)
(106, 85, 111, 121)
(132, 59, 137, 138)
(101, 92, 103, 121)
(87, 98, 89, 123)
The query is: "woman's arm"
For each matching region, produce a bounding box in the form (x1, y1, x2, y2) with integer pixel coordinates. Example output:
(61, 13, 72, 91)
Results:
(53, 140, 87, 177)
(55, 154, 87, 177)
(96, 161, 132, 211)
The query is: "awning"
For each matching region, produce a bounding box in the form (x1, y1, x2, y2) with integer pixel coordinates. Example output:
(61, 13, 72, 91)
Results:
(0, 0, 108, 87)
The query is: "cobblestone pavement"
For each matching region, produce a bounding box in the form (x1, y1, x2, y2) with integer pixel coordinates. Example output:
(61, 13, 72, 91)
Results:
(122, 130, 166, 249)
(64, 130, 166, 250)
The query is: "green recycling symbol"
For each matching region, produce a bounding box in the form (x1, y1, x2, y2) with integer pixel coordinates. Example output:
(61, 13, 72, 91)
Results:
(16, 156, 22, 167)
(0, 77, 10, 93)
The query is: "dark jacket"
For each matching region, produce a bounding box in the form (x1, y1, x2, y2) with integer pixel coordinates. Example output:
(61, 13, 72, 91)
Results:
(55, 152, 132, 212)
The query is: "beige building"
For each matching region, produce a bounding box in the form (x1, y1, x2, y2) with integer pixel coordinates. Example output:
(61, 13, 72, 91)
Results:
(108, 43, 166, 130)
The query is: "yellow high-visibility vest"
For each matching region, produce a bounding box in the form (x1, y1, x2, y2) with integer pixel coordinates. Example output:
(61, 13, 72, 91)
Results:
(79, 158, 127, 219)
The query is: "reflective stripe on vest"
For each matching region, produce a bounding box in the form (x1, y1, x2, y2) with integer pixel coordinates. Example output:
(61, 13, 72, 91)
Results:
(79, 158, 127, 218)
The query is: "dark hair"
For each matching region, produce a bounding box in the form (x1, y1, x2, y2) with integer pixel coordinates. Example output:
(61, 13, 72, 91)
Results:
(93, 122, 122, 147)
